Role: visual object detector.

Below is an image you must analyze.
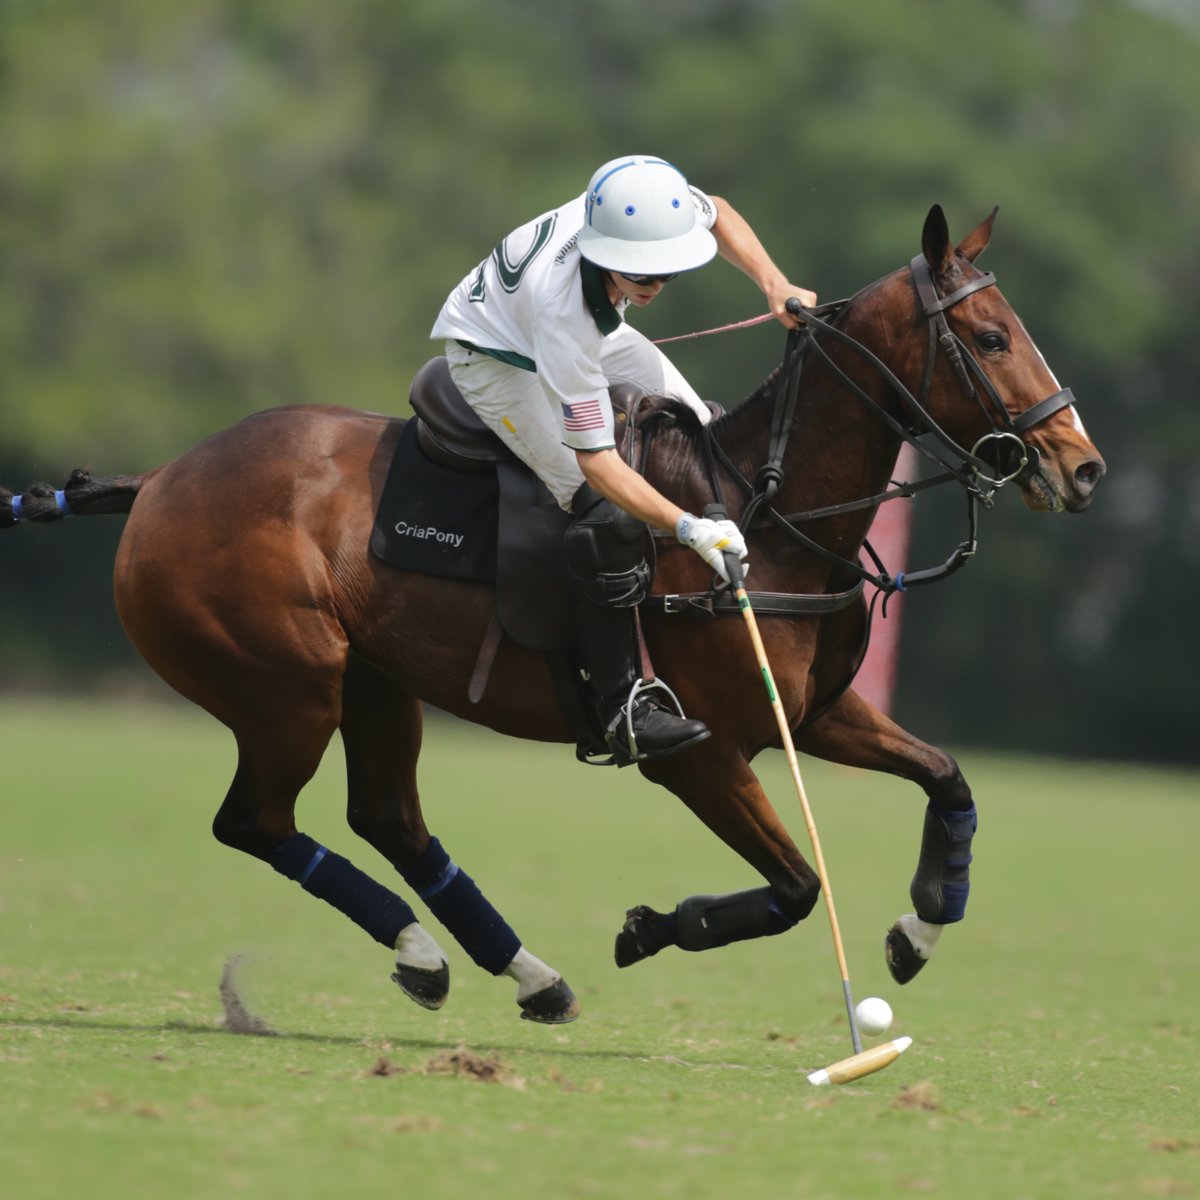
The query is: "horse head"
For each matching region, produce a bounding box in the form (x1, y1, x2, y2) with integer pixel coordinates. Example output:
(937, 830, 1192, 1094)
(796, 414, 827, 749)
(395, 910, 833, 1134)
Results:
(914, 205, 1105, 514)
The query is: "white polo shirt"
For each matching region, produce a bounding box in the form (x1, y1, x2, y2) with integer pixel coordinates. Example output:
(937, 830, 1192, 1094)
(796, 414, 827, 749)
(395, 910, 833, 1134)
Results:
(431, 188, 718, 451)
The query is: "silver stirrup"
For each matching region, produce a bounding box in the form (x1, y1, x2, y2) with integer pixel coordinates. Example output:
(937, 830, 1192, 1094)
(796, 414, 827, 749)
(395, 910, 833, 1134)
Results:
(611, 678, 687, 762)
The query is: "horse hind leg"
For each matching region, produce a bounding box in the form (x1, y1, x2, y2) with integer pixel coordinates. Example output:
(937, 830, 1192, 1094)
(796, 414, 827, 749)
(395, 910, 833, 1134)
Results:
(212, 709, 442, 998)
(338, 656, 579, 1023)
(392, 833, 578, 1024)
(221, 737, 458, 1014)
(117, 512, 453, 1011)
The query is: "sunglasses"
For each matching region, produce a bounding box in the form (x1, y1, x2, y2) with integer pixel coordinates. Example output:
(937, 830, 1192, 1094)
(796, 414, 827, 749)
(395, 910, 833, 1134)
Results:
(618, 271, 678, 286)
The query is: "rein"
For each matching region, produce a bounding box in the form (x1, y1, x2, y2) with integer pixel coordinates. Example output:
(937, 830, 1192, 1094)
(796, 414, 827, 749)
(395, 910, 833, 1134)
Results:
(652, 312, 776, 345)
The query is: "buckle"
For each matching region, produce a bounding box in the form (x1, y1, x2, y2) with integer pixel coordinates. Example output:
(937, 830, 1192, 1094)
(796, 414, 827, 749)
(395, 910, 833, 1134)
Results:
(661, 594, 715, 617)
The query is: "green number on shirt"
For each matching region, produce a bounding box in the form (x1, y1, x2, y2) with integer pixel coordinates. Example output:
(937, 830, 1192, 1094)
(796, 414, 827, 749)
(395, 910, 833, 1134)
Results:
(470, 215, 557, 301)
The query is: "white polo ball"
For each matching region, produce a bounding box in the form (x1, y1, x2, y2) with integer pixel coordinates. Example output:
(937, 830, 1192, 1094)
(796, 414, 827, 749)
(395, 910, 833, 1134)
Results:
(855, 996, 893, 1036)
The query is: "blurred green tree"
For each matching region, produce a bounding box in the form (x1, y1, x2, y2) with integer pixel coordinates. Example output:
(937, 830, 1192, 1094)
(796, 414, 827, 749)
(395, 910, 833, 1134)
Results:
(1, 0, 1196, 762)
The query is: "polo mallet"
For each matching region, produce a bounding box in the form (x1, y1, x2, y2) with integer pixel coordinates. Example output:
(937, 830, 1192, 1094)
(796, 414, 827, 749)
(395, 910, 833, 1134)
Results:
(712, 513, 912, 1086)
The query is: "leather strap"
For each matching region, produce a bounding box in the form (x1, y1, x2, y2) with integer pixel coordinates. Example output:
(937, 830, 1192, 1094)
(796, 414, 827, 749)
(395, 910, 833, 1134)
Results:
(468, 608, 504, 703)
(633, 607, 656, 683)
(1012, 387, 1076, 433)
(647, 580, 866, 619)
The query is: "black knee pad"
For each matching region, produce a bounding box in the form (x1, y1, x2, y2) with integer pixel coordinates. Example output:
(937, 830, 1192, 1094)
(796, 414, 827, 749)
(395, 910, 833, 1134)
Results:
(565, 494, 650, 608)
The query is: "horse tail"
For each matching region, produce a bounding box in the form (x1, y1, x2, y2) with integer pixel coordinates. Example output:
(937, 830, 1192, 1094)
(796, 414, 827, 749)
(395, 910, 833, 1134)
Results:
(2, 468, 149, 529)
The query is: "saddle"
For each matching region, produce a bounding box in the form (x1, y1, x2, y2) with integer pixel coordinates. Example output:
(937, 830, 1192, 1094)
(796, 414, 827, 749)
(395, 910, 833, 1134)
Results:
(408, 355, 642, 472)
(369, 357, 713, 744)
(384, 357, 638, 653)
(408, 355, 722, 471)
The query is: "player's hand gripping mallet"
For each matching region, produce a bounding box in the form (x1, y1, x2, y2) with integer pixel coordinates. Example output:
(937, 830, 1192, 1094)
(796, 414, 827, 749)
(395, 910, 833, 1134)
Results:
(716, 529, 912, 1086)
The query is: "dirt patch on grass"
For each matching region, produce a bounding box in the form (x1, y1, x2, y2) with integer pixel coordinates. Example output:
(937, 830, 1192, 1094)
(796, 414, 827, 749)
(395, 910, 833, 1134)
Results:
(422, 1045, 520, 1085)
(894, 1080, 941, 1111)
(366, 1045, 525, 1088)
(367, 1056, 405, 1077)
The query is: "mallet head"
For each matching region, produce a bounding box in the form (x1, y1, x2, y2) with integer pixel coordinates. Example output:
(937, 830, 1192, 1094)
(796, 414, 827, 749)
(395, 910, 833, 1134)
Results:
(807, 1036, 913, 1086)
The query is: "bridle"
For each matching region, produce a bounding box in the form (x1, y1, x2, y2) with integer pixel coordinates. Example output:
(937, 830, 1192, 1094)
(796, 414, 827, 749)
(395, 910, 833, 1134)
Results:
(907, 253, 1076, 486)
(700, 253, 1081, 598)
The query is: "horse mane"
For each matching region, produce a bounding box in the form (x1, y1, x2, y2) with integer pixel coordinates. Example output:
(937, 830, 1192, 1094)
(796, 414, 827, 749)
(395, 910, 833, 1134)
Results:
(697, 358, 796, 486)
(713, 363, 784, 435)
(706, 271, 901, 457)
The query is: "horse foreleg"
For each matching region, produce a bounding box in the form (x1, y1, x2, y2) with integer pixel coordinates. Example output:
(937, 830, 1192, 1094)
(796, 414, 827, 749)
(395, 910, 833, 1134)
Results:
(614, 742, 821, 967)
(793, 687, 978, 984)
(338, 657, 578, 1023)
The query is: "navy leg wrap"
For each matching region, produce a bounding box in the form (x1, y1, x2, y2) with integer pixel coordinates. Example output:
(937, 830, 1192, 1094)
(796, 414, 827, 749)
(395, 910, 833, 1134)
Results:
(271, 832, 418, 948)
(400, 837, 520, 976)
(910, 802, 977, 924)
(674, 887, 798, 952)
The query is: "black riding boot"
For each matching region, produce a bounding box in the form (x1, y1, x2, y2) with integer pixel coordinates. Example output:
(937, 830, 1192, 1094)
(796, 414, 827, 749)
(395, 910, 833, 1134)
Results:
(575, 600, 710, 764)
(565, 485, 710, 766)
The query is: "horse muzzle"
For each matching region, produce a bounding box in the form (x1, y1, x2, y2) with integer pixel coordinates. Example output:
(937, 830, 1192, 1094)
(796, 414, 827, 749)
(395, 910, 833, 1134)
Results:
(973, 424, 1106, 514)
(1020, 448, 1106, 513)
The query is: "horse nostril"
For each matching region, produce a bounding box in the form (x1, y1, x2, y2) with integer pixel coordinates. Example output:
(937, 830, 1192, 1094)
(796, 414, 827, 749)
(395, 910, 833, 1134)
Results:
(1075, 460, 1106, 495)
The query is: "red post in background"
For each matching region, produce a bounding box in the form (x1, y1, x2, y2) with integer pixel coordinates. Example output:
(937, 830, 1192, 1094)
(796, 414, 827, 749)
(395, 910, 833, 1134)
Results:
(852, 444, 918, 717)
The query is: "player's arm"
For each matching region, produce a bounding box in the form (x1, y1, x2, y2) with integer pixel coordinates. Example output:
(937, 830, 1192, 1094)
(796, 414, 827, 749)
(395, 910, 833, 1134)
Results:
(575, 447, 684, 534)
(708, 195, 817, 328)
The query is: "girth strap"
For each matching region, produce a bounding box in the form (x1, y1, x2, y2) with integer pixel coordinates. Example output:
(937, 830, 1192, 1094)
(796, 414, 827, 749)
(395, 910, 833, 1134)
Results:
(647, 580, 866, 618)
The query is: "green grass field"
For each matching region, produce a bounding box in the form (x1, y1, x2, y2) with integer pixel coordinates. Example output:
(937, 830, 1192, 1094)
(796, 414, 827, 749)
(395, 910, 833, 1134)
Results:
(2, 700, 1197, 1199)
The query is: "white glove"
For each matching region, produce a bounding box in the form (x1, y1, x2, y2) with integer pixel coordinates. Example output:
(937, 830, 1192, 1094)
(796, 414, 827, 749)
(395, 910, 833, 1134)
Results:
(675, 513, 749, 585)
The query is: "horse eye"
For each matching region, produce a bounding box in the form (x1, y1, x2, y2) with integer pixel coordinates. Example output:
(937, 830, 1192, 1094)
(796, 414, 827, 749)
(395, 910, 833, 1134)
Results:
(976, 331, 1009, 353)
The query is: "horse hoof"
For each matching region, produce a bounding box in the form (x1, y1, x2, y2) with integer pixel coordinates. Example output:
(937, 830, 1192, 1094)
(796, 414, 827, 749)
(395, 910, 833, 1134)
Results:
(518, 978, 580, 1024)
(614, 904, 672, 969)
(391, 961, 450, 1010)
(884, 923, 928, 985)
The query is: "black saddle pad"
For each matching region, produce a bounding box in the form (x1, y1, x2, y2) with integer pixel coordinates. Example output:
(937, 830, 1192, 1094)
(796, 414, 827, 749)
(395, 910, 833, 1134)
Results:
(370, 419, 574, 651)
(370, 419, 498, 582)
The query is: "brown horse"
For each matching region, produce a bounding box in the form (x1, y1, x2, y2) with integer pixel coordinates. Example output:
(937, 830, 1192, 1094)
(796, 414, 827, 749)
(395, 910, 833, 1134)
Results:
(2, 206, 1104, 1024)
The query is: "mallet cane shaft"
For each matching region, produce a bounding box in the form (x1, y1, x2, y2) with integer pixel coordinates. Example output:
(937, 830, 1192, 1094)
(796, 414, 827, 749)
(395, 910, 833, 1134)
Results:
(713, 527, 863, 1056)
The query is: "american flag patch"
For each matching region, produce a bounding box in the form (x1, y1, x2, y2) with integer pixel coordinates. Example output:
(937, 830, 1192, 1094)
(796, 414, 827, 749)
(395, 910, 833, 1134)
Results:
(562, 398, 606, 432)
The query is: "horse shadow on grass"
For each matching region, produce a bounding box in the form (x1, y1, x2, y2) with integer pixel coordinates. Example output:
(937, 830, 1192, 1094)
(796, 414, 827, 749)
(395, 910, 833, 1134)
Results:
(0, 1012, 680, 1065)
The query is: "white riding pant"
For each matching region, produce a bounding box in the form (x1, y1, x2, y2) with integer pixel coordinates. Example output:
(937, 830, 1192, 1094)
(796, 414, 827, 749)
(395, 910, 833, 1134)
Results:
(444, 326, 709, 511)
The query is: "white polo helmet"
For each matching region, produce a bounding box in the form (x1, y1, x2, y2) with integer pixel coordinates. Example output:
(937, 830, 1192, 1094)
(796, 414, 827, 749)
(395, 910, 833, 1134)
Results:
(577, 155, 717, 276)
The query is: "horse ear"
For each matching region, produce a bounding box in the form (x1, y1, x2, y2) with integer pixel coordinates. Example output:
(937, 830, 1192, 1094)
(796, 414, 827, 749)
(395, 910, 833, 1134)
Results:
(921, 204, 954, 273)
(957, 206, 1000, 263)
